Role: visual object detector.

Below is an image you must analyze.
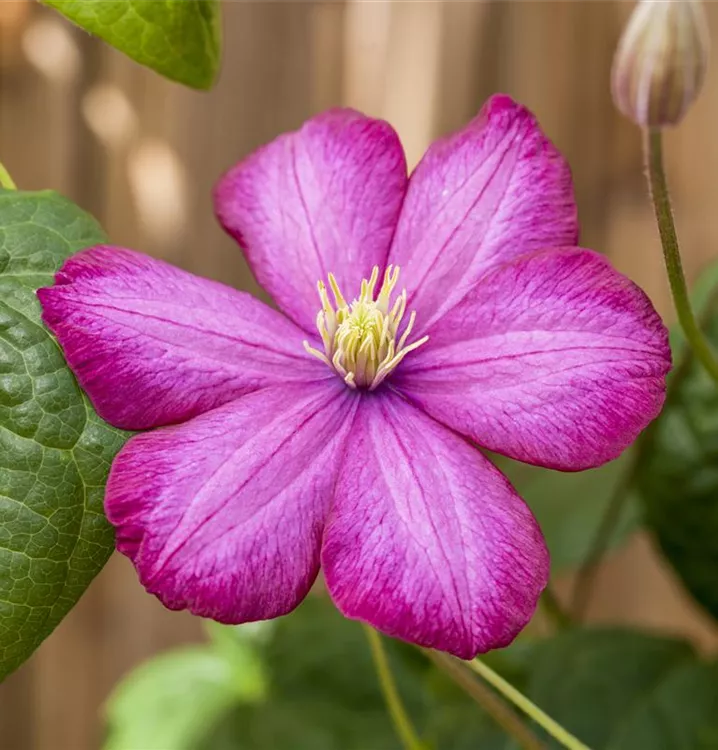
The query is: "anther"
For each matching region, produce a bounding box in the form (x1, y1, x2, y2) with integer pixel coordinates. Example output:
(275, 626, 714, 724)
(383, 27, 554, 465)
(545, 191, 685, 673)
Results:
(303, 265, 428, 389)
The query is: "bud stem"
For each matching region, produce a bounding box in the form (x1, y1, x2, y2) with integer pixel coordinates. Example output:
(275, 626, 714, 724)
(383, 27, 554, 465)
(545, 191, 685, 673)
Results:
(643, 128, 718, 383)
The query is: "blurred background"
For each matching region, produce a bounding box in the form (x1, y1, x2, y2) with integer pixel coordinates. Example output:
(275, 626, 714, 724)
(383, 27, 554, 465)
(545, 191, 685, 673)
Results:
(2, 1, 718, 748)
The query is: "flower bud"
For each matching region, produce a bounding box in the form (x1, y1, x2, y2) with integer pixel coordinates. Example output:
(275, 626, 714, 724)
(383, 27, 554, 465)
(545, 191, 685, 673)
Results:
(612, 0, 710, 128)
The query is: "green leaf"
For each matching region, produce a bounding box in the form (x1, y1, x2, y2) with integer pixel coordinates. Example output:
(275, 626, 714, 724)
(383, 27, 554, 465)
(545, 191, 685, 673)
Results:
(105, 645, 265, 750)
(0, 189, 128, 680)
(204, 620, 270, 704)
(525, 629, 695, 749)
(494, 450, 639, 572)
(41, 0, 221, 90)
(636, 273, 718, 622)
(608, 662, 718, 750)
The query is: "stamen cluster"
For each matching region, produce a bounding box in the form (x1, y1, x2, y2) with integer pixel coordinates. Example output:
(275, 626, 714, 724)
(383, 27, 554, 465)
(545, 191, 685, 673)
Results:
(304, 266, 428, 389)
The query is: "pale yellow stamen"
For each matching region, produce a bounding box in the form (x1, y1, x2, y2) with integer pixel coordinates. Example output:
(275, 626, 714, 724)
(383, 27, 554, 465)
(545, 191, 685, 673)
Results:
(303, 265, 428, 390)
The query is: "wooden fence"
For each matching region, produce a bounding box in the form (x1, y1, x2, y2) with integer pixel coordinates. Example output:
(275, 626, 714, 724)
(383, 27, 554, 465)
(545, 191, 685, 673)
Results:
(1, 1, 718, 747)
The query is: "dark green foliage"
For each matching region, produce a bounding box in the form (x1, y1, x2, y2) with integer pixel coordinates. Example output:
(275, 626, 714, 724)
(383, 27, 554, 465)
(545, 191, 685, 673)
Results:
(608, 662, 718, 750)
(524, 629, 695, 748)
(0, 189, 128, 680)
(637, 272, 718, 623)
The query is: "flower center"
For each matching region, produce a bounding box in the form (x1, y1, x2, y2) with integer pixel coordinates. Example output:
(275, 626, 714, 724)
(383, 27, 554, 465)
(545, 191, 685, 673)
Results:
(303, 265, 428, 390)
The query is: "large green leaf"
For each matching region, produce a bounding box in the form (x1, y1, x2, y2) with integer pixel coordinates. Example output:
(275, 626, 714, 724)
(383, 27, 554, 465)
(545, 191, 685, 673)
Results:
(636, 273, 718, 622)
(525, 629, 695, 749)
(0, 189, 128, 680)
(608, 662, 718, 750)
(494, 451, 639, 572)
(42, 0, 221, 90)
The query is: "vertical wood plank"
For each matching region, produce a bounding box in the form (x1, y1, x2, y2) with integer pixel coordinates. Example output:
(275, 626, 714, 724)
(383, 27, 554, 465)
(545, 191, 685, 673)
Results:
(495, 1, 626, 249)
(174, 1, 315, 291)
(342, 0, 392, 116)
(434, 1, 495, 134)
(311, 1, 346, 113)
(0, 661, 35, 750)
(380, 2, 444, 168)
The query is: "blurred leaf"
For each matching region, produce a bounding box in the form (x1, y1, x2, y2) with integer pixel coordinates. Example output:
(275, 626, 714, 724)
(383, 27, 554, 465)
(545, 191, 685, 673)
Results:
(109, 596, 580, 750)
(266, 596, 426, 704)
(422, 698, 509, 750)
(41, 0, 221, 90)
(105, 645, 264, 750)
(636, 271, 718, 623)
(0, 189, 128, 680)
(480, 632, 538, 691)
(202, 596, 525, 750)
(608, 662, 718, 750)
(525, 629, 695, 749)
(494, 450, 639, 572)
(209, 700, 403, 750)
(204, 620, 271, 702)
(207, 596, 425, 750)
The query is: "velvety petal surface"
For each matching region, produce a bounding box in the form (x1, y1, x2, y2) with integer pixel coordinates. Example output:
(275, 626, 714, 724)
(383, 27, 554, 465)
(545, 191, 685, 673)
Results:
(38, 246, 327, 430)
(394, 248, 671, 471)
(389, 94, 578, 332)
(322, 391, 548, 659)
(107, 381, 358, 623)
(214, 109, 408, 332)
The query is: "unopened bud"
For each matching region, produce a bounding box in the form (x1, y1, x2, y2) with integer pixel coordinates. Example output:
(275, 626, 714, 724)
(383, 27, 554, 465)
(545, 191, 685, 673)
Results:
(612, 0, 710, 128)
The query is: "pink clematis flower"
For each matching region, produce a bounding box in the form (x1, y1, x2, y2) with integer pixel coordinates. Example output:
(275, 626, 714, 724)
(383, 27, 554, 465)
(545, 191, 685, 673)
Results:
(38, 95, 670, 659)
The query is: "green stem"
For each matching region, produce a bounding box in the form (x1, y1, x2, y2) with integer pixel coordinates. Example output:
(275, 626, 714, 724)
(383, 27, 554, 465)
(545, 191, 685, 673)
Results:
(424, 650, 547, 750)
(363, 625, 425, 750)
(467, 657, 593, 750)
(541, 585, 572, 630)
(644, 128, 718, 383)
(0, 161, 16, 190)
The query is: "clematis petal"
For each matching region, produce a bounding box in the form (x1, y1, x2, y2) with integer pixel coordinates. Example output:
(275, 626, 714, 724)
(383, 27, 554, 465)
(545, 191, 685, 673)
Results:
(38, 246, 327, 430)
(107, 381, 359, 623)
(322, 391, 549, 659)
(214, 109, 408, 332)
(394, 248, 671, 471)
(389, 94, 578, 332)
